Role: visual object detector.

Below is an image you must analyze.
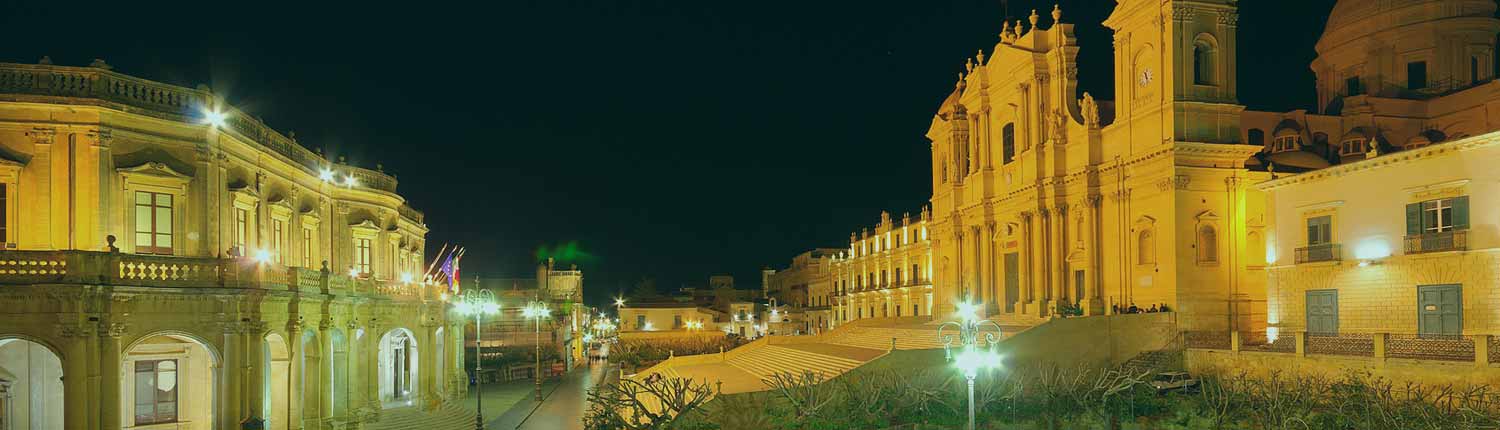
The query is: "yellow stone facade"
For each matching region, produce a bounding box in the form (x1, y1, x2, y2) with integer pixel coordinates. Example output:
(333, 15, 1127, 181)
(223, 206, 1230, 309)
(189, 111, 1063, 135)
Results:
(831, 209, 935, 325)
(927, 0, 1266, 331)
(0, 61, 462, 429)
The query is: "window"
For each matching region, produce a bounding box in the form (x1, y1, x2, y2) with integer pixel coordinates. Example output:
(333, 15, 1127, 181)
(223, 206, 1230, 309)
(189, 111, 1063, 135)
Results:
(1137, 230, 1155, 265)
(673, 315, 683, 329)
(1272, 135, 1300, 153)
(912, 264, 920, 282)
(355, 238, 372, 274)
(1002, 123, 1016, 163)
(1339, 138, 1367, 156)
(1345, 76, 1362, 96)
(1248, 129, 1265, 146)
(234, 208, 248, 255)
(895, 267, 903, 284)
(0, 183, 7, 243)
(1407, 61, 1428, 90)
(272, 220, 286, 264)
(134, 191, 174, 255)
(636, 315, 646, 329)
(1473, 56, 1481, 85)
(1193, 37, 1217, 85)
(1408, 197, 1469, 234)
(134, 359, 178, 425)
(1198, 226, 1218, 263)
(1307, 216, 1332, 245)
(302, 228, 314, 268)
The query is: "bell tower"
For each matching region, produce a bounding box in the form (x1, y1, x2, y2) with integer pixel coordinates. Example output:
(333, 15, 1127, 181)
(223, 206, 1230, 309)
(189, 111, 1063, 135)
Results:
(1105, 0, 1242, 144)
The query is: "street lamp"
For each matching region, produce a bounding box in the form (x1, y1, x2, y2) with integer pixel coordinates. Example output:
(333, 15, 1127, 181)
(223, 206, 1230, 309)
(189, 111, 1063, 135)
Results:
(522, 300, 551, 401)
(937, 301, 1004, 430)
(455, 287, 500, 430)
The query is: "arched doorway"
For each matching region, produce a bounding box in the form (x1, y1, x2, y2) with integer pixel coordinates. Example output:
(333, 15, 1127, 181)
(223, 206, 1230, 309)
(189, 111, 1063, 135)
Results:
(377, 329, 418, 406)
(299, 330, 321, 426)
(122, 332, 217, 429)
(263, 333, 291, 430)
(327, 329, 348, 419)
(0, 337, 64, 429)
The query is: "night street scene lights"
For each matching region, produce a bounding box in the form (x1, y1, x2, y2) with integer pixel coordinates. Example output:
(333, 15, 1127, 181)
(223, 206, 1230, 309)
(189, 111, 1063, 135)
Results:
(454, 286, 500, 430)
(522, 300, 551, 401)
(938, 301, 1004, 430)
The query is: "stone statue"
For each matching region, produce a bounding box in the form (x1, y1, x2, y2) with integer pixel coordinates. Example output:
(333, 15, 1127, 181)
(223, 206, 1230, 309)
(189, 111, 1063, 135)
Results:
(1081, 92, 1100, 128)
(1049, 108, 1066, 142)
(1365, 139, 1380, 158)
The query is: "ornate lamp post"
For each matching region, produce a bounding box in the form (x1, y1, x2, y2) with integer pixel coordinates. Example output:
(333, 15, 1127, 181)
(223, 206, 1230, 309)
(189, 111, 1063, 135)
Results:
(455, 287, 500, 430)
(937, 302, 1004, 430)
(522, 300, 551, 401)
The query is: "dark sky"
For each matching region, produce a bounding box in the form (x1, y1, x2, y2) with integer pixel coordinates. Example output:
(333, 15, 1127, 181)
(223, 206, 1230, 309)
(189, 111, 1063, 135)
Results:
(3, 0, 1333, 308)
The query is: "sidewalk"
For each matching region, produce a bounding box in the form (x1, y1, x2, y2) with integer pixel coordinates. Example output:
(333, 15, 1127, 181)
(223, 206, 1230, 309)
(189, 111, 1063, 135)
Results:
(456, 376, 563, 427)
(488, 363, 611, 430)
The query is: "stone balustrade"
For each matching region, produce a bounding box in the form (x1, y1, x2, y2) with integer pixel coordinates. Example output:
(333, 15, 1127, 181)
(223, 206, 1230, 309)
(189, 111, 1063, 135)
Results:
(0, 249, 438, 300)
(1188, 329, 1496, 367)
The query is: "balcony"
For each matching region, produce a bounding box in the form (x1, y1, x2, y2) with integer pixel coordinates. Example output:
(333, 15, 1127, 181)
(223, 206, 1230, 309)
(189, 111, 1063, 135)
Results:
(1294, 243, 1341, 263)
(1404, 230, 1468, 254)
(0, 250, 435, 300)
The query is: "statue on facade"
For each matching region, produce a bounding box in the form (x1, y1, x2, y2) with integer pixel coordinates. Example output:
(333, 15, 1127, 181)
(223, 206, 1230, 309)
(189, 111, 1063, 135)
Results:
(1080, 92, 1100, 128)
(1365, 138, 1380, 158)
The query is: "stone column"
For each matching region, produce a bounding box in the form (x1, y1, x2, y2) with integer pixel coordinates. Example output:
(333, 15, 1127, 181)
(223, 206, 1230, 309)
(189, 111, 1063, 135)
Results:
(1018, 212, 1035, 315)
(287, 326, 303, 430)
(421, 321, 439, 410)
(365, 323, 382, 410)
(220, 323, 242, 429)
(98, 324, 123, 430)
(26, 128, 56, 249)
(1084, 196, 1104, 315)
(59, 324, 91, 430)
(1476, 335, 1491, 367)
(248, 324, 268, 424)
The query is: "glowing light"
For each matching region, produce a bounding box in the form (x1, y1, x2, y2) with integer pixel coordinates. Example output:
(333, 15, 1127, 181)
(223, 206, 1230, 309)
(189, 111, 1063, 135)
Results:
(1265, 248, 1277, 265)
(201, 109, 228, 127)
(319, 169, 335, 182)
(1266, 327, 1280, 343)
(454, 302, 475, 314)
(643, 322, 655, 331)
(956, 301, 980, 322)
(343, 175, 358, 188)
(1354, 239, 1391, 260)
(252, 249, 272, 264)
(440, 293, 449, 302)
(400, 272, 414, 284)
(483, 303, 501, 314)
(953, 345, 1002, 379)
(348, 268, 360, 278)
(614, 297, 626, 307)
(523, 303, 551, 319)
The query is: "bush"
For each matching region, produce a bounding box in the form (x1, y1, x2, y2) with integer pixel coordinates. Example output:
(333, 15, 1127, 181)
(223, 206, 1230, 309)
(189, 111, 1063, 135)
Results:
(609, 336, 748, 372)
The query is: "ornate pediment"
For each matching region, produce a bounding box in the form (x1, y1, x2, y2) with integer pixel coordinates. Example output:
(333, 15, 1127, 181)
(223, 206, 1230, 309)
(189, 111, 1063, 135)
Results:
(118, 162, 191, 181)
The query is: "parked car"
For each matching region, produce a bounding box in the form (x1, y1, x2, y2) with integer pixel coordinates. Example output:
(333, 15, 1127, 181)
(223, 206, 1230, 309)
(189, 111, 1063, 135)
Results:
(1150, 371, 1199, 394)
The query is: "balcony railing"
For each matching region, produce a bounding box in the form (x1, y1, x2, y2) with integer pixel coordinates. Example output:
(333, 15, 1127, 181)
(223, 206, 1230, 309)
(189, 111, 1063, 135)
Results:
(1405, 230, 1468, 254)
(1294, 243, 1341, 263)
(0, 250, 432, 300)
(1188, 330, 1495, 365)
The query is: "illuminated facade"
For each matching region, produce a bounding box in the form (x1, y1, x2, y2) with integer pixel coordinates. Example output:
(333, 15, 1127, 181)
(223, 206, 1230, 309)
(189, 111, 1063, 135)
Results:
(469, 262, 586, 368)
(764, 249, 839, 333)
(831, 209, 935, 325)
(0, 60, 461, 429)
(1257, 0, 1500, 340)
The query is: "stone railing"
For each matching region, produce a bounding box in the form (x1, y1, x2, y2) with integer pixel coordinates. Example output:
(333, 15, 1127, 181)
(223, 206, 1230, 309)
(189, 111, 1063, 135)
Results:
(398, 204, 425, 224)
(0, 250, 434, 300)
(1190, 330, 1495, 366)
(0, 62, 400, 194)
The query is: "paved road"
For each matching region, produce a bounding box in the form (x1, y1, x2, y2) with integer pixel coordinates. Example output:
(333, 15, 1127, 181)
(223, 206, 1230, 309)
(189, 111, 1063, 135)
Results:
(488, 363, 612, 430)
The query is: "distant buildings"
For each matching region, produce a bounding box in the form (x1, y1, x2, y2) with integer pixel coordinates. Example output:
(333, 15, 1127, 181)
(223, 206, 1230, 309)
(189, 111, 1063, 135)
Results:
(469, 260, 587, 369)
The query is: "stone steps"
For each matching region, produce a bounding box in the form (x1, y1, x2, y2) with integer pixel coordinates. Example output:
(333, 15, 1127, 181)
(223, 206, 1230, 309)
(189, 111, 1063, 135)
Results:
(726, 345, 864, 382)
(364, 404, 475, 430)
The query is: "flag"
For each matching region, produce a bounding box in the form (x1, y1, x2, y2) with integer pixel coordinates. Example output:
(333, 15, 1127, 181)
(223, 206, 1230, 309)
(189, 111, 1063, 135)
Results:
(437, 249, 462, 293)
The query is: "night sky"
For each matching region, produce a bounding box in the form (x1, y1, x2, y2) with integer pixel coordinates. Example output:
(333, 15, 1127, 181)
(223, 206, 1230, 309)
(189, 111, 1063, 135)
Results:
(3, 0, 1333, 308)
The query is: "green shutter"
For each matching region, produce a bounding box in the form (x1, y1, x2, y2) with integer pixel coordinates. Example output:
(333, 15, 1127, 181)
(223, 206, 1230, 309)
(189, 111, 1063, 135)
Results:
(1452, 196, 1470, 230)
(1406, 202, 1423, 235)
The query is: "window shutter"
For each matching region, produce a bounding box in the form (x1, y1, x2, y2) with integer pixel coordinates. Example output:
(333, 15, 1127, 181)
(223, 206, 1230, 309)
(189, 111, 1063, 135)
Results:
(1452, 196, 1470, 230)
(1406, 203, 1422, 235)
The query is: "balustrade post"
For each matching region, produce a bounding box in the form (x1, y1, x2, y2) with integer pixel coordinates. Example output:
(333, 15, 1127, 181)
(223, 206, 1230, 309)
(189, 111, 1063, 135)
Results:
(1476, 335, 1491, 367)
(1230, 331, 1241, 352)
(1294, 331, 1306, 357)
(1373, 333, 1388, 361)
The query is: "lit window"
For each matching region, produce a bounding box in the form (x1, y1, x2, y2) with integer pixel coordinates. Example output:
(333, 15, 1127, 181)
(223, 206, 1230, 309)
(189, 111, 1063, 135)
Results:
(1339, 138, 1367, 156)
(1272, 136, 1300, 153)
(234, 208, 248, 255)
(272, 220, 287, 264)
(0, 183, 7, 243)
(1307, 216, 1332, 245)
(302, 228, 314, 268)
(1002, 123, 1016, 163)
(135, 191, 174, 255)
(355, 238, 372, 274)
(134, 359, 178, 425)
(1197, 226, 1218, 263)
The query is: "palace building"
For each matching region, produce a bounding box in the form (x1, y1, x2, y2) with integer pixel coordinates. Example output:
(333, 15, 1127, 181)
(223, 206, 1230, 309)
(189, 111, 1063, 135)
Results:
(830, 209, 935, 325)
(926, 0, 1500, 336)
(0, 60, 461, 429)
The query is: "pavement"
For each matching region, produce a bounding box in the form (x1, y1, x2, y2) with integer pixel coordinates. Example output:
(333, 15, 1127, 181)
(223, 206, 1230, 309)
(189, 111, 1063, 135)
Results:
(457, 376, 563, 427)
(487, 362, 611, 430)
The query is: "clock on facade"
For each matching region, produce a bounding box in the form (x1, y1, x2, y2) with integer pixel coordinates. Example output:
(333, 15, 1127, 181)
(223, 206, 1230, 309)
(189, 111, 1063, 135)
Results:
(1138, 67, 1154, 87)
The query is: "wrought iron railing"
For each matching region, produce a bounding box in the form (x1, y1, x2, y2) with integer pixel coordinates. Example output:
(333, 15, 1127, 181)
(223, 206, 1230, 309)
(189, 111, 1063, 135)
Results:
(1388, 334, 1474, 362)
(1306, 332, 1374, 357)
(1295, 243, 1341, 263)
(1405, 230, 1468, 254)
(1184, 331, 1231, 350)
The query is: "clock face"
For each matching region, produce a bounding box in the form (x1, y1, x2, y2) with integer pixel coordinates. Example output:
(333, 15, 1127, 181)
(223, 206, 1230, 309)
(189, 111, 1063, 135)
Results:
(1138, 68, 1153, 87)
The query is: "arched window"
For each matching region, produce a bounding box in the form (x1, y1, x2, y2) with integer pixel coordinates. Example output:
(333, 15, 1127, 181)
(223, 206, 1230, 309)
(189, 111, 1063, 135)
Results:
(1138, 230, 1155, 265)
(1197, 226, 1218, 263)
(1193, 35, 1218, 85)
(1002, 123, 1016, 163)
(1248, 129, 1264, 146)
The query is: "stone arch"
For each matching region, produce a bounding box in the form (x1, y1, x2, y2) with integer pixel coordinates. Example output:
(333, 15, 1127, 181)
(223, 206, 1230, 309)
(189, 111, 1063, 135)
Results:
(327, 328, 349, 419)
(1193, 33, 1219, 85)
(377, 328, 419, 406)
(121, 331, 219, 428)
(0, 336, 65, 429)
(299, 329, 322, 424)
(433, 326, 445, 396)
(263, 332, 292, 430)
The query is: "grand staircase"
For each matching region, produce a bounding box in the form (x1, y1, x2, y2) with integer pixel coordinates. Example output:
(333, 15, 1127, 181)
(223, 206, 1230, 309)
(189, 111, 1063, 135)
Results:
(363, 404, 476, 430)
(826, 326, 948, 350)
(726, 344, 866, 381)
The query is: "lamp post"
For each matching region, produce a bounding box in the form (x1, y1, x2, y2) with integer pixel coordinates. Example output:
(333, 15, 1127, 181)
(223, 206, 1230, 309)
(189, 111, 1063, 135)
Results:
(455, 287, 500, 430)
(522, 300, 551, 401)
(937, 301, 1004, 430)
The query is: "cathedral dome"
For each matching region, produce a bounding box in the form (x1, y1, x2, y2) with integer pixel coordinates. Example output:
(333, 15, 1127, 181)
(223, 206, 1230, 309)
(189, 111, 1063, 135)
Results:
(1322, 0, 1496, 48)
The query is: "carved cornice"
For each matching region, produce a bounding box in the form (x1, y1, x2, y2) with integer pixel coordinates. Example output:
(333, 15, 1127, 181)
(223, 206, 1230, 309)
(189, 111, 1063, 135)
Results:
(1172, 6, 1195, 22)
(27, 127, 56, 145)
(1217, 12, 1239, 27)
(87, 128, 112, 149)
(1257, 133, 1500, 191)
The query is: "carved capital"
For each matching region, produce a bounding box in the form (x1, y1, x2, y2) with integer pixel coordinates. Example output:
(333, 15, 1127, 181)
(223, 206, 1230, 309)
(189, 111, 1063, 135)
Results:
(1217, 12, 1239, 27)
(56, 323, 94, 338)
(87, 128, 113, 149)
(1172, 6, 1195, 22)
(1175, 174, 1191, 190)
(100, 322, 129, 338)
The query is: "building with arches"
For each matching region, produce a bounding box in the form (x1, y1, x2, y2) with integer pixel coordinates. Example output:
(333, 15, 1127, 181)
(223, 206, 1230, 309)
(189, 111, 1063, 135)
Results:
(925, 0, 1500, 338)
(0, 60, 464, 429)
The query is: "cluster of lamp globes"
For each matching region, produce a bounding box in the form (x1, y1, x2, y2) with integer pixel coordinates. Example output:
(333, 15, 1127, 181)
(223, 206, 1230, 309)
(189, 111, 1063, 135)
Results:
(950, 301, 1004, 379)
(454, 301, 552, 319)
(200, 107, 359, 188)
